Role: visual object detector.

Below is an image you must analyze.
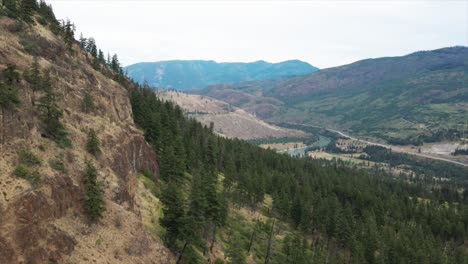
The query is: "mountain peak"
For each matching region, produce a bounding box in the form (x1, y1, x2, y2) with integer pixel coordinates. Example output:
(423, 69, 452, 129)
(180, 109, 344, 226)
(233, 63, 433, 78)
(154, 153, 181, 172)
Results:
(124, 59, 318, 90)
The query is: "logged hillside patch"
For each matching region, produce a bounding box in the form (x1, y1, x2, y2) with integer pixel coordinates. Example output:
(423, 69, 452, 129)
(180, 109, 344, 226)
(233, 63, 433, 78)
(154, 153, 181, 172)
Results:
(158, 90, 308, 139)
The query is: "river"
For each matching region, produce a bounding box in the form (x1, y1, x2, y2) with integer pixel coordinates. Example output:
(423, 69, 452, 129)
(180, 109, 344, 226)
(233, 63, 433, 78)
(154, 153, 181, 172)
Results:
(278, 135, 331, 157)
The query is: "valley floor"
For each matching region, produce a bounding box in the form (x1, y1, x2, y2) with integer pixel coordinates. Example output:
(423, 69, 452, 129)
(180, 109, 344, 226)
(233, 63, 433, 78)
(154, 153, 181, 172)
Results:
(278, 122, 468, 167)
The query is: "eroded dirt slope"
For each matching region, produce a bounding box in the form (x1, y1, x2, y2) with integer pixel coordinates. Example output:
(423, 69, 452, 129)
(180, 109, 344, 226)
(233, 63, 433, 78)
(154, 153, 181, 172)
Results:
(157, 90, 307, 139)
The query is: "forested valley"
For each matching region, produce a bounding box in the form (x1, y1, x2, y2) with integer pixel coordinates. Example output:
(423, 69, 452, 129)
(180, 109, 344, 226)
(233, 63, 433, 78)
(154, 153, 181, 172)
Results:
(0, 1, 466, 263)
(130, 86, 467, 263)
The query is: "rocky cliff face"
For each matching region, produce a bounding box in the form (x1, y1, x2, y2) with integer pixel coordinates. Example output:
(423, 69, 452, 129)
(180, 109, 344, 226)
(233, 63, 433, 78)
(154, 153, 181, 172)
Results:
(0, 16, 172, 263)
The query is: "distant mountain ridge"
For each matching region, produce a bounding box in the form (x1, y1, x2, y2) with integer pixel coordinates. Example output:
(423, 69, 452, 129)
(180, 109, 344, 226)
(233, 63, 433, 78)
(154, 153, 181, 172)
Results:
(124, 59, 318, 90)
(195, 46, 468, 145)
(269, 46, 468, 104)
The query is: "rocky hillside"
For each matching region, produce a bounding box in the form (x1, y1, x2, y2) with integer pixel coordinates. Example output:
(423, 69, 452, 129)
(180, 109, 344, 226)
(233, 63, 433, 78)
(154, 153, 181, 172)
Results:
(157, 90, 307, 139)
(196, 47, 468, 145)
(1, 3, 467, 264)
(124, 59, 318, 90)
(0, 12, 173, 264)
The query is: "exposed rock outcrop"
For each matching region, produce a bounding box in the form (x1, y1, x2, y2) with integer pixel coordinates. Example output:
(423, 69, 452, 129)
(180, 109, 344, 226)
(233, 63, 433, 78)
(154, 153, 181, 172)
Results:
(0, 16, 170, 263)
(0, 188, 79, 263)
(111, 133, 159, 209)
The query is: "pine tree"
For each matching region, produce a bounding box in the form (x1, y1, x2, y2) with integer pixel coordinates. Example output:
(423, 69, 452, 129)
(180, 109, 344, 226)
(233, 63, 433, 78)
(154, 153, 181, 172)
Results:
(86, 128, 101, 157)
(86, 37, 97, 58)
(3, 64, 20, 85)
(174, 135, 186, 172)
(202, 167, 221, 242)
(78, 32, 87, 49)
(24, 57, 42, 105)
(160, 182, 186, 250)
(337, 203, 354, 246)
(325, 196, 340, 237)
(186, 172, 208, 245)
(202, 164, 224, 255)
(175, 171, 209, 261)
(0, 85, 20, 111)
(282, 233, 310, 264)
(0, 82, 20, 143)
(19, 0, 38, 21)
(38, 0, 57, 23)
(110, 54, 120, 72)
(264, 218, 275, 264)
(0, 64, 21, 143)
(204, 138, 221, 222)
(62, 19, 75, 49)
(1, 63, 21, 113)
(98, 49, 105, 65)
(83, 160, 105, 222)
(210, 191, 228, 252)
(160, 145, 182, 182)
(106, 53, 111, 66)
(3, 0, 20, 18)
(291, 192, 303, 228)
(336, 209, 352, 245)
(222, 154, 236, 191)
(36, 70, 70, 147)
(81, 91, 95, 113)
(226, 232, 246, 264)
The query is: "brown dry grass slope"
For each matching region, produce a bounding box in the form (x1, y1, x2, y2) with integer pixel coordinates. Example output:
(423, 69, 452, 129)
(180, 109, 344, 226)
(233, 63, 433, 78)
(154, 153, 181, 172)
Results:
(0, 16, 173, 264)
(157, 90, 308, 139)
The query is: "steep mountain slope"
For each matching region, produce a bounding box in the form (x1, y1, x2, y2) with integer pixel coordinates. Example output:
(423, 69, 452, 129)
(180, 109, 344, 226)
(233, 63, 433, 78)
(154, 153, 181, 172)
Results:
(156, 90, 307, 139)
(196, 47, 468, 144)
(0, 12, 172, 264)
(272, 47, 467, 103)
(1, 3, 467, 264)
(124, 59, 318, 90)
(131, 86, 468, 264)
(191, 78, 288, 119)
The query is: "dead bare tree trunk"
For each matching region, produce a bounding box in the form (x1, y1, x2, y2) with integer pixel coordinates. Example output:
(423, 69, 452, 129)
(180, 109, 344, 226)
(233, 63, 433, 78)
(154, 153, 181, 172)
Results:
(1, 107, 4, 144)
(176, 241, 189, 264)
(210, 225, 217, 253)
(248, 218, 259, 253)
(264, 219, 275, 264)
(202, 223, 210, 256)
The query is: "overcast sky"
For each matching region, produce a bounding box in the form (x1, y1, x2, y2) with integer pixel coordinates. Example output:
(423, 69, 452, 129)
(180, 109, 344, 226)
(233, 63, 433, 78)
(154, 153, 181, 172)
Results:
(47, 0, 467, 69)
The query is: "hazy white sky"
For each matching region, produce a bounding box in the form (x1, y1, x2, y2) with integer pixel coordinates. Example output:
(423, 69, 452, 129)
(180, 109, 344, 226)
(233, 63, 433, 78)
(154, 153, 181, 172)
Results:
(47, 0, 467, 68)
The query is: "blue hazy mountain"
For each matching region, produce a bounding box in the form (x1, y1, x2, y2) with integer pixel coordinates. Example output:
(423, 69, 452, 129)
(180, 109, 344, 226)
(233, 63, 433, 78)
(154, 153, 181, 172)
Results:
(124, 59, 318, 90)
